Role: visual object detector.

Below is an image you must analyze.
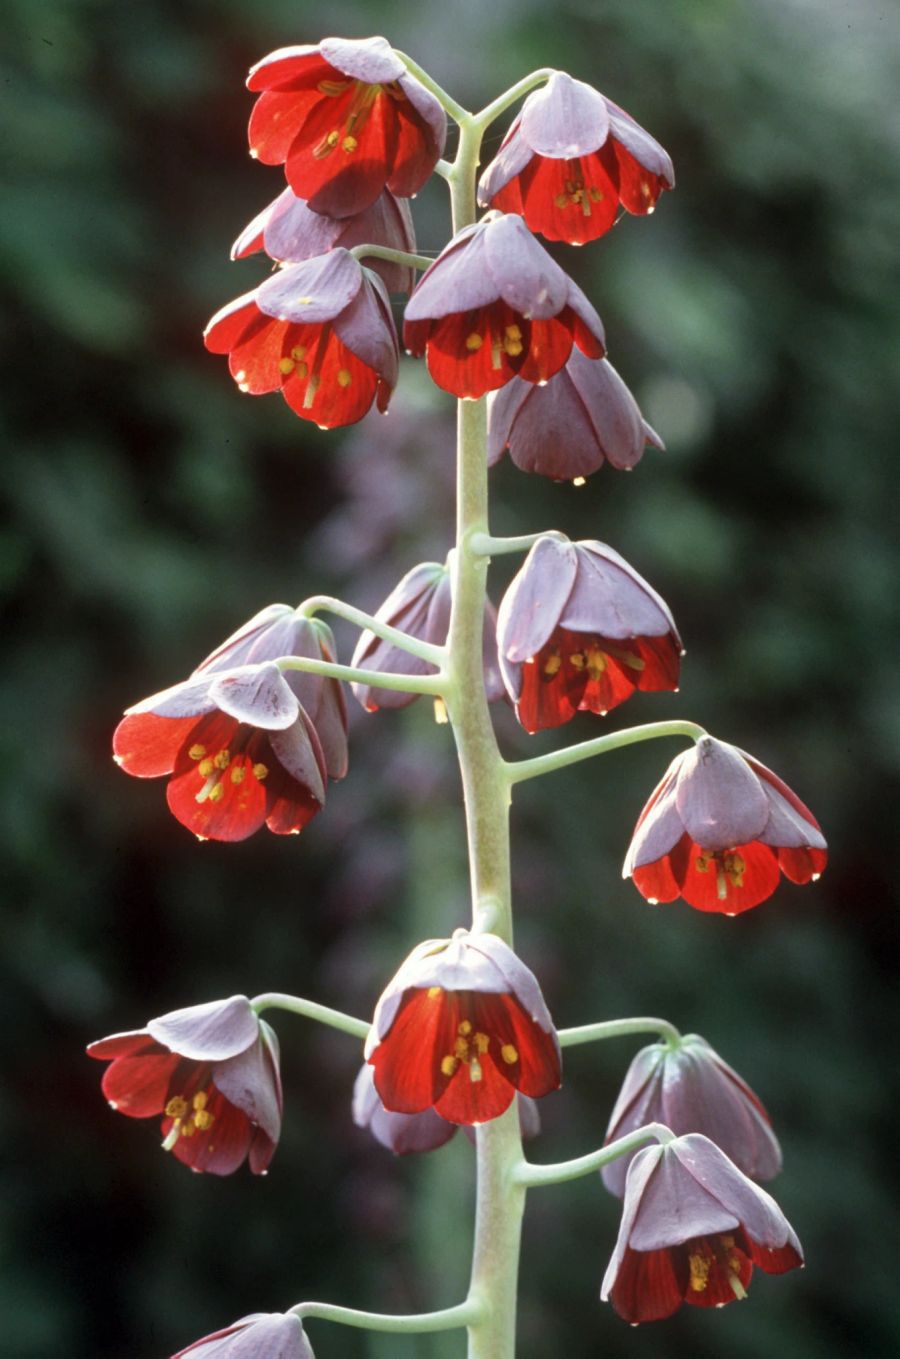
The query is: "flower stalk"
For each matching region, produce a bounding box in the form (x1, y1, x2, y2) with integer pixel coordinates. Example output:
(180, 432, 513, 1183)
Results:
(515, 1122, 676, 1189)
(504, 719, 707, 786)
(251, 993, 370, 1041)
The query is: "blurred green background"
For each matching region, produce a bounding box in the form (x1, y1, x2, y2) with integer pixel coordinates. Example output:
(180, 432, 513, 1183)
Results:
(3, 0, 899, 1355)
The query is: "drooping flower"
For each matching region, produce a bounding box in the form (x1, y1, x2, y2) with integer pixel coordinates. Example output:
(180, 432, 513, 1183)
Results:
(87, 996, 282, 1177)
(113, 607, 347, 841)
(601, 1133, 803, 1323)
(478, 71, 674, 245)
(601, 1035, 781, 1197)
(204, 249, 398, 429)
(623, 735, 827, 914)
(172, 1312, 314, 1358)
(352, 1063, 541, 1155)
(247, 37, 447, 218)
(488, 351, 663, 480)
(365, 930, 561, 1126)
(350, 561, 504, 712)
(496, 537, 682, 732)
(232, 187, 417, 295)
(403, 213, 605, 399)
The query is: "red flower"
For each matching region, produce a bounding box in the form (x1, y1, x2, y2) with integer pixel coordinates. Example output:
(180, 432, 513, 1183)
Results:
(488, 351, 663, 481)
(353, 1063, 541, 1156)
(601, 1133, 803, 1324)
(247, 37, 447, 218)
(478, 72, 674, 245)
(349, 560, 504, 712)
(204, 249, 398, 429)
(623, 735, 827, 914)
(365, 930, 561, 1126)
(87, 996, 282, 1177)
(232, 187, 417, 295)
(497, 537, 682, 732)
(403, 213, 605, 399)
(113, 607, 348, 842)
(602, 1035, 781, 1197)
(172, 1312, 313, 1358)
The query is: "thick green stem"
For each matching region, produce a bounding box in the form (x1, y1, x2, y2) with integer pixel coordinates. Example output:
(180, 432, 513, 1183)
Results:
(394, 51, 471, 125)
(299, 594, 445, 665)
(251, 992, 370, 1041)
(277, 654, 445, 695)
(504, 720, 707, 786)
(514, 1123, 675, 1189)
(291, 1298, 483, 1334)
(559, 1017, 681, 1048)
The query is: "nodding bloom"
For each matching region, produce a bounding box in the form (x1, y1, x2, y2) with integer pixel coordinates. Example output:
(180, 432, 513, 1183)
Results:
(350, 561, 504, 713)
(623, 735, 827, 914)
(232, 187, 417, 295)
(478, 71, 674, 245)
(365, 930, 561, 1126)
(247, 36, 447, 219)
(601, 1133, 803, 1324)
(496, 536, 682, 733)
(352, 1063, 541, 1155)
(172, 1312, 314, 1358)
(601, 1035, 781, 1197)
(113, 606, 348, 841)
(204, 249, 399, 429)
(488, 351, 663, 481)
(87, 996, 282, 1177)
(403, 212, 605, 399)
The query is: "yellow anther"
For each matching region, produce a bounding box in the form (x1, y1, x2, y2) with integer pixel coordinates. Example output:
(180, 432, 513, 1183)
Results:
(252, 762, 269, 781)
(465, 332, 483, 351)
(180, 1120, 197, 1138)
(501, 1044, 518, 1065)
(491, 337, 503, 370)
(326, 130, 340, 147)
(279, 357, 295, 375)
(296, 361, 309, 379)
(318, 79, 352, 96)
(231, 765, 245, 784)
(291, 345, 307, 361)
(469, 1058, 483, 1083)
(342, 135, 358, 153)
(589, 186, 603, 202)
(208, 783, 225, 803)
(213, 749, 231, 770)
(725, 852, 746, 887)
(454, 1036, 470, 1059)
(193, 1109, 215, 1131)
(473, 1032, 490, 1054)
(543, 651, 562, 676)
(586, 647, 607, 681)
(696, 852, 712, 873)
(505, 324, 522, 341)
(165, 1096, 189, 1119)
(192, 1091, 208, 1111)
(555, 192, 569, 209)
(198, 758, 215, 777)
(688, 1252, 710, 1292)
(427, 986, 442, 998)
(458, 1020, 472, 1036)
(441, 1055, 459, 1077)
(503, 338, 524, 357)
(569, 651, 587, 670)
(188, 745, 206, 761)
(337, 368, 352, 387)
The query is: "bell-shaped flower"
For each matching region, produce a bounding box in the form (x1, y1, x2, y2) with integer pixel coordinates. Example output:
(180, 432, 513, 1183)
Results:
(232, 187, 417, 295)
(601, 1035, 781, 1197)
(403, 213, 605, 399)
(205, 249, 399, 429)
(350, 561, 504, 711)
(497, 537, 682, 732)
(601, 1133, 803, 1323)
(365, 930, 561, 1126)
(87, 996, 282, 1177)
(247, 37, 447, 218)
(113, 607, 347, 841)
(172, 1312, 314, 1358)
(623, 735, 827, 914)
(478, 72, 674, 245)
(352, 1063, 541, 1155)
(488, 352, 663, 480)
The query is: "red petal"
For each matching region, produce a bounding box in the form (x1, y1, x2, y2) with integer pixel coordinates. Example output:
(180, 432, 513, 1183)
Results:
(284, 87, 397, 218)
(745, 1236, 803, 1275)
(778, 845, 827, 884)
(113, 713, 199, 778)
(608, 1247, 685, 1324)
(516, 316, 574, 386)
(518, 154, 618, 245)
(613, 141, 669, 215)
(389, 97, 439, 197)
(490, 993, 561, 1100)
(281, 327, 379, 428)
(370, 988, 450, 1114)
(434, 1051, 515, 1125)
(166, 1087, 254, 1176)
(422, 307, 523, 399)
(678, 840, 781, 915)
(100, 1048, 181, 1118)
(165, 712, 268, 843)
(631, 856, 682, 905)
(228, 314, 291, 394)
(248, 87, 324, 164)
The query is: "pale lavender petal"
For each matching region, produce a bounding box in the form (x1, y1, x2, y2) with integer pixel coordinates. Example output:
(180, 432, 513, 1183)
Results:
(319, 35, 404, 85)
(257, 250, 363, 325)
(148, 995, 258, 1062)
(561, 542, 677, 639)
(627, 1143, 739, 1251)
(208, 664, 300, 731)
(497, 537, 578, 663)
(675, 737, 770, 850)
(483, 214, 570, 319)
(519, 72, 610, 158)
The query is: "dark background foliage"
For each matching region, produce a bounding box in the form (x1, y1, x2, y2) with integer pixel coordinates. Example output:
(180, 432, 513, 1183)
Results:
(2, 0, 898, 1355)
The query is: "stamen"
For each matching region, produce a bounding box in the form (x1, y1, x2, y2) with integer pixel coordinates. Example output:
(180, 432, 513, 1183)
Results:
(213, 749, 230, 770)
(337, 368, 352, 387)
(427, 987, 442, 998)
(198, 758, 215, 777)
(165, 1096, 188, 1119)
(441, 1055, 459, 1076)
(231, 766, 245, 784)
(342, 136, 358, 153)
(458, 1021, 472, 1036)
(469, 1058, 483, 1082)
(729, 1275, 747, 1301)
(501, 1044, 518, 1064)
(291, 345, 307, 361)
(465, 332, 483, 351)
(161, 1123, 181, 1152)
(208, 783, 225, 803)
(473, 1032, 490, 1054)
(543, 651, 562, 676)
(279, 357, 295, 375)
(688, 1251, 710, 1292)
(188, 745, 206, 761)
(252, 762, 269, 781)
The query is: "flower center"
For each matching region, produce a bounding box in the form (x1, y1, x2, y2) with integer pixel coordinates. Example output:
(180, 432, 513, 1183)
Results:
(162, 1088, 216, 1151)
(438, 1018, 519, 1083)
(314, 79, 402, 158)
(553, 162, 606, 217)
(687, 1234, 748, 1301)
(696, 849, 747, 900)
(188, 741, 268, 804)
